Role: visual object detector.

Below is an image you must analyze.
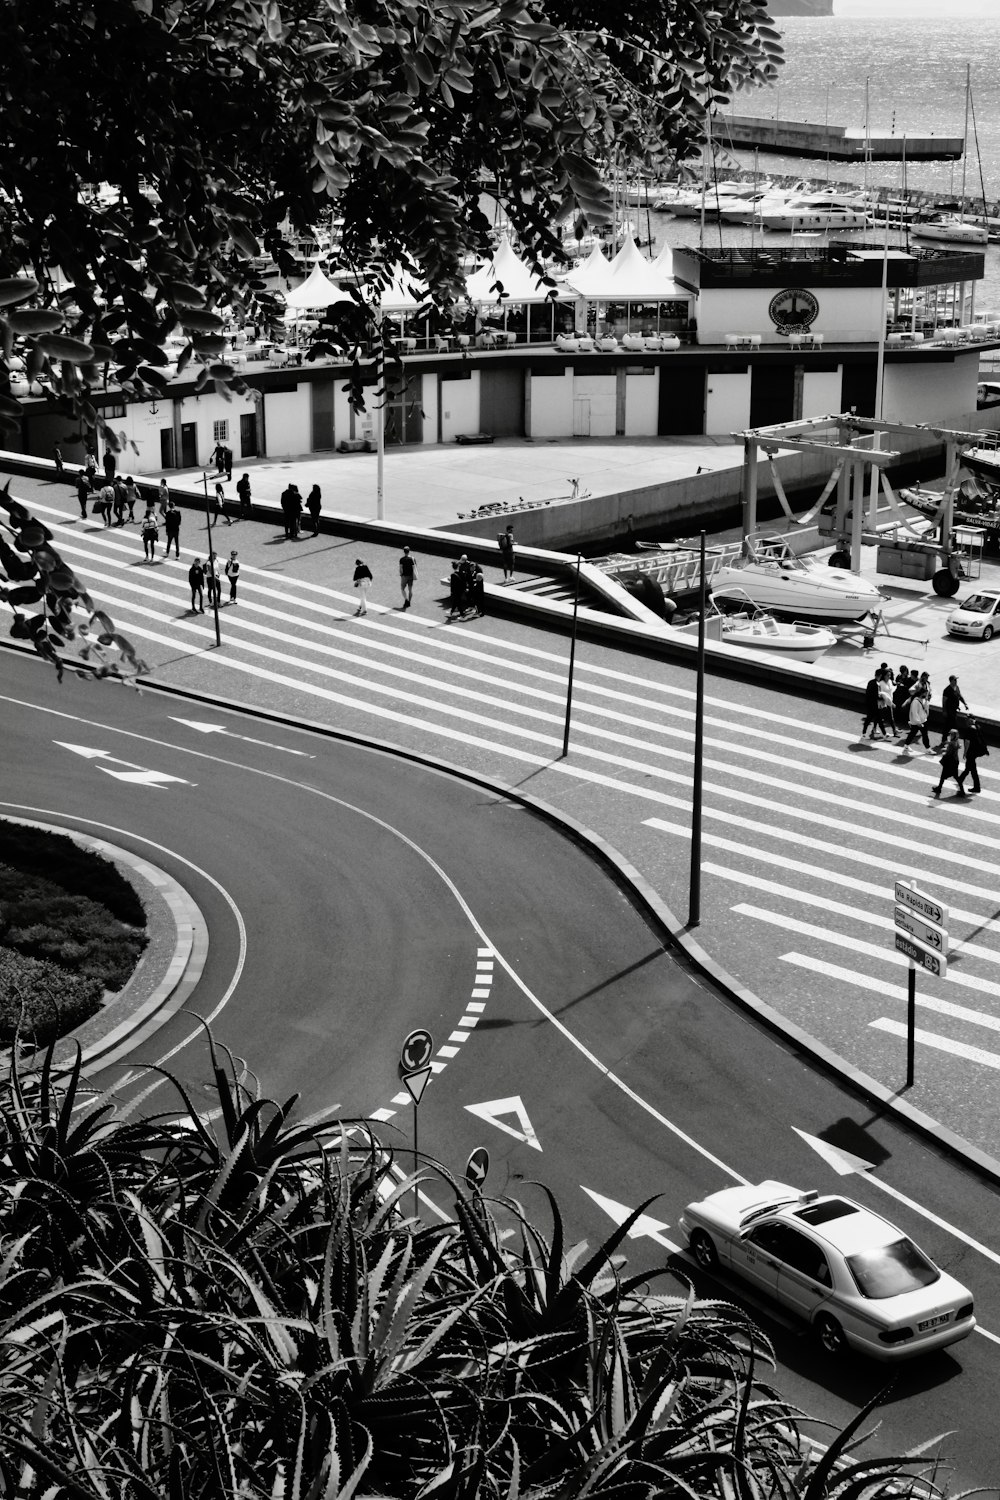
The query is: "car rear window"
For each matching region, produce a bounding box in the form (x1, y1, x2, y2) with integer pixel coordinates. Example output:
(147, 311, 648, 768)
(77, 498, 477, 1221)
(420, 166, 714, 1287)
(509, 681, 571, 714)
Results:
(846, 1239, 940, 1299)
(795, 1198, 859, 1226)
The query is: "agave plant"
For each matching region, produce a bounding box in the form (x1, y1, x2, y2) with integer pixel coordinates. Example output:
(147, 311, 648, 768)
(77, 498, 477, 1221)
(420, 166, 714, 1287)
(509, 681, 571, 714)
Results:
(0, 1036, 963, 1500)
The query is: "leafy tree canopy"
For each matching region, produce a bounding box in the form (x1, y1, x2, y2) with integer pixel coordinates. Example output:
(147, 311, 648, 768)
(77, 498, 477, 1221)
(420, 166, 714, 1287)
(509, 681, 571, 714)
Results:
(0, 0, 781, 430)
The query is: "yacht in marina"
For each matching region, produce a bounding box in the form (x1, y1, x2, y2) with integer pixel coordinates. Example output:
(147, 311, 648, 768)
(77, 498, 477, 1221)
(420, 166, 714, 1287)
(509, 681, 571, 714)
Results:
(755, 191, 869, 233)
(911, 214, 988, 247)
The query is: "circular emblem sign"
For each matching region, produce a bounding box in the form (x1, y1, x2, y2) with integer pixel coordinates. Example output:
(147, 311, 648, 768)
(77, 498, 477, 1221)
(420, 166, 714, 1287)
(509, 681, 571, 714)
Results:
(768, 287, 820, 336)
(400, 1028, 433, 1073)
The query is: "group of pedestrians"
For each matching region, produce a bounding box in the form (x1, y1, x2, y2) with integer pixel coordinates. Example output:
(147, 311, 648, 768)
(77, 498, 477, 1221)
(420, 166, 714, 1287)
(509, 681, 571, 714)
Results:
(279, 483, 322, 538)
(447, 556, 485, 619)
(187, 552, 240, 611)
(861, 664, 988, 797)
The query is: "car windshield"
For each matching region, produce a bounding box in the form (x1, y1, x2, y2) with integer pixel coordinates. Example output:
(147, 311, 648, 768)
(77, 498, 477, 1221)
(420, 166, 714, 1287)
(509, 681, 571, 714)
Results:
(846, 1238, 940, 1299)
(959, 595, 998, 614)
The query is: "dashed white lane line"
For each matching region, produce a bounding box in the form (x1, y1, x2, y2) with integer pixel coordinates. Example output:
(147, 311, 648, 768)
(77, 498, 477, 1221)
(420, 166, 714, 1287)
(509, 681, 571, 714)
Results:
(371, 952, 494, 1122)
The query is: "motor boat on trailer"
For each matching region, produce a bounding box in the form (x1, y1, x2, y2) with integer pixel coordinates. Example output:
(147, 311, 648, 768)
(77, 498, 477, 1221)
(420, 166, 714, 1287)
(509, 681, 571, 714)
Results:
(678, 591, 837, 662)
(708, 536, 885, 623)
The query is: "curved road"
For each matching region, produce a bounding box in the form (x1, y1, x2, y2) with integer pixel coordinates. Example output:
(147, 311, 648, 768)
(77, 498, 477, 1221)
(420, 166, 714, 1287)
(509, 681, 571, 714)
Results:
(2, 648, 999, 1494)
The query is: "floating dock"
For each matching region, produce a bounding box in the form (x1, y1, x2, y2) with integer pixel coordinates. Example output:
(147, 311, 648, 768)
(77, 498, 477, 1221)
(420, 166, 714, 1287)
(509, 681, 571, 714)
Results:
(724, 116, 964, 163)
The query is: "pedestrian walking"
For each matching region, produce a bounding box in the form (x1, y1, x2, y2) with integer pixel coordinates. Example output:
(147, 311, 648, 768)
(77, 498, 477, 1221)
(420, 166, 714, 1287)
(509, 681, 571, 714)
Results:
(877, 670, 896, 736)
(399, 545, 416, 608)
(188, 558, 205, 613)
(223, 445, 233, 482)
(157, 478, 170, 517)
(933, 729, 967, 798)
(497, 523, 515, 582)
(861, 672, 890, 739)
(75, 471, 90, 519)
(958, 717, 989, 793)
(84, 450, 98, 483)
(305, 484, 321, 535)
(102, 449, 117, 482)
(97, 483, 115, 526)
(213, 481, 226, 525)
(141, 508, 159, 561)
(937, 674, 969, 747)
(205, 553, 221, 608)
(224, 549, 240, 603)
(446, 561, 463, 621)
(163, 500, 181, 558)
(279, 484, 296, 539)
(353, 558, 372, 615)
(212, 441, 226, 475)
(288, 484, 303, 539)
(124, 476, 138, 522)
(236, 472, 252, 519)
(470, 561, 485, 617)
(903, 681, 931, 750)
(891, 666, 912, 734)
(53, 443, 65, 479)
(112, 477, 127, 527)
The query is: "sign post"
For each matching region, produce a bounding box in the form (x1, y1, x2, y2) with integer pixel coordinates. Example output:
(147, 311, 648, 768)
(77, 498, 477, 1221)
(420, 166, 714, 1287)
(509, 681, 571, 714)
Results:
(893, 878, 948, 1087)
(399, 1029, 433, 1221)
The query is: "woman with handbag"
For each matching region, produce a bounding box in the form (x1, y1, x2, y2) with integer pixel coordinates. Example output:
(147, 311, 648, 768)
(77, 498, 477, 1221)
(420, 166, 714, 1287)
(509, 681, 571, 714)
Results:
(933, 730, 966, 798)
(903, 681, 931, 751)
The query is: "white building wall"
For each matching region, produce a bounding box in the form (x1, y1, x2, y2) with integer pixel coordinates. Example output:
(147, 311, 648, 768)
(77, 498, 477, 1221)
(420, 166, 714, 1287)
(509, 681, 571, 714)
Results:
(527, 369, 575, 437)
(440, 371, 480, 443)
(697, 285, 885, 345)
(624, 370, 659, 435)
(421, 373, 439, 444)
(264, 386, 310, 457)
(801, 368, 844, 420)
(704, 371, 750, 434)
(882, 354, 979, 426)
(572, 374, 617, 437)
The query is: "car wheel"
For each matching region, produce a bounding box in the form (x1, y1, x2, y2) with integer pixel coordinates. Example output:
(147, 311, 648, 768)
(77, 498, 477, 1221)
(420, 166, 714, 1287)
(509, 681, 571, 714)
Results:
(816, 1313, 848, 1356)
(829, 552, 850, 569)
(690, 1229, 719, 1271)
(984, 625, 994, 642)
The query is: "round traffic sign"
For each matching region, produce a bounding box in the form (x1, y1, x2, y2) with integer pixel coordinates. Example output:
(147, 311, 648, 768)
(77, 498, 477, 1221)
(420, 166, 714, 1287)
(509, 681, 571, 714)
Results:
(465, 1146, 490, 1193)
(400, 1028, 433, 1073)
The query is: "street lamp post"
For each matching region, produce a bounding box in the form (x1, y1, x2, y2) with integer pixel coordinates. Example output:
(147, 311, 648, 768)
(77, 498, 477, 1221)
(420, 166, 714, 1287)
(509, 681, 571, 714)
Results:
(562, 552, 582, 758)
(201, 472, 222, 647)
(375, 302, 385, 520)
(688, 531, 707, 927)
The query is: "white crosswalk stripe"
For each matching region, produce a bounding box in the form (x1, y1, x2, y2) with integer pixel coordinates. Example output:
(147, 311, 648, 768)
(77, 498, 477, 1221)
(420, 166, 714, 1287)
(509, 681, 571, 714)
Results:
(34, 500, 1000, 1093)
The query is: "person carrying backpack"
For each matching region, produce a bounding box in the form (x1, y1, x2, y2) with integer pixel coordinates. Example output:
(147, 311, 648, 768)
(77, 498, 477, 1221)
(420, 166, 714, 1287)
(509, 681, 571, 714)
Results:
(224, 550, 241, 603)
(141, 508, 159, 561)
(497, 524, 515, 582)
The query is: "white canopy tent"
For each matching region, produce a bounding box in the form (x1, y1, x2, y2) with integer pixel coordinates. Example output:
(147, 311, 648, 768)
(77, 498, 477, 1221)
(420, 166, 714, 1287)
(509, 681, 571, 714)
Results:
(563, 230, 691, 334)
(463, 233, 573, 343)
(283, 262, 352, 310)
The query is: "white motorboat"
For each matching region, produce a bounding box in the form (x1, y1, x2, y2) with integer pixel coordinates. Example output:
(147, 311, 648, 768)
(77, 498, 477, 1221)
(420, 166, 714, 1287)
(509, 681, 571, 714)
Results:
(911, 214, 988, 246)
(681, 593, 837, 662)
(709, 536, 885, 622)
(756, 192, 869, 232)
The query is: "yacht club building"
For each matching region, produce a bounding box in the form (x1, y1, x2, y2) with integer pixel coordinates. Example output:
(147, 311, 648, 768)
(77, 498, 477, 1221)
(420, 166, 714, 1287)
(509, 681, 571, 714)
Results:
(7, 234, 995, 468)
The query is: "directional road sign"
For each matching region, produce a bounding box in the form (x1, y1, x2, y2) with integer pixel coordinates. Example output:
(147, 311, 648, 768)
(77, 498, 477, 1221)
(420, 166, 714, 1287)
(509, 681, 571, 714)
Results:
(895, 932, 946, 978)
(465, 1147, 490, 1193)
(894, 880, 948, 929)
(894, 905, 948, 955)
(400, 1029, 433, 1074)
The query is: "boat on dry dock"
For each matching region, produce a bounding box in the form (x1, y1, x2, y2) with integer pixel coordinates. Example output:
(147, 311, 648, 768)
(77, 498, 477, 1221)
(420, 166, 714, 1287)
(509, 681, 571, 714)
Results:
(709, 536, 885, 623)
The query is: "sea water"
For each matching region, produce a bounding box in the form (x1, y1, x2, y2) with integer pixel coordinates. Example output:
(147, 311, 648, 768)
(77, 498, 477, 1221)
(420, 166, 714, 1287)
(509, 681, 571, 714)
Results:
(646, 14, 1000, 310)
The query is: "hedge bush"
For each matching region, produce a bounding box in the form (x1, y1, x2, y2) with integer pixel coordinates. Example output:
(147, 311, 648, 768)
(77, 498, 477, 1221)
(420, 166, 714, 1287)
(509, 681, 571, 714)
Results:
(0, 945, 103, 1044)
(0, 821, 145, 924)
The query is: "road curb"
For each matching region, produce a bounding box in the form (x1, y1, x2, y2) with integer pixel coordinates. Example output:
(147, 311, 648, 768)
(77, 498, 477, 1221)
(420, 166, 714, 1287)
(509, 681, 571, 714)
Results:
(3, 814, 209, 1072)
(103, 670, 1000, 1193)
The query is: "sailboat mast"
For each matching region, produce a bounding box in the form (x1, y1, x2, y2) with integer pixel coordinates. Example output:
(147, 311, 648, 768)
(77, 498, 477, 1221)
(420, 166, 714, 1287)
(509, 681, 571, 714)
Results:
(960, 62, 970, 221)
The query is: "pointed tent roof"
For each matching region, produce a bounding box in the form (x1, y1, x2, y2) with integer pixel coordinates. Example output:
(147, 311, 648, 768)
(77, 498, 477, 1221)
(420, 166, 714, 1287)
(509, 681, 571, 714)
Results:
(650, 241, 675, 278)
(565, 229, 688, 300)
(371, 264, 429, 313)
(557, 242, 611, 296)
(283, 262, 351, 310)
(465, 233, 559, 304)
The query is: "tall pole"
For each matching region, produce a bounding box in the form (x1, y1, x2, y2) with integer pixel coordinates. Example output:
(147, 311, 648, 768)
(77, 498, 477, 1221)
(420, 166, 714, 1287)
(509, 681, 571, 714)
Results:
(562, 552, 582, 758)
(688, 531, 707, 928)
(375, 301, 385, 520)
(202, 472, 222, 648)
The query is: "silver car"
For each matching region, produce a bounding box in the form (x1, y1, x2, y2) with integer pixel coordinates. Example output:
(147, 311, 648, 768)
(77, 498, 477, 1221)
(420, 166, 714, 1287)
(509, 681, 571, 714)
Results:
(679, 1180, 975, 1360)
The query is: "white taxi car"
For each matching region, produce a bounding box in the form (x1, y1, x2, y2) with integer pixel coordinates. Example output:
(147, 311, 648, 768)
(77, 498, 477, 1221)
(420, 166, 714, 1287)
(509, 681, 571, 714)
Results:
(679, 1181, 975, 1360)
(946, 590, 1000, 640)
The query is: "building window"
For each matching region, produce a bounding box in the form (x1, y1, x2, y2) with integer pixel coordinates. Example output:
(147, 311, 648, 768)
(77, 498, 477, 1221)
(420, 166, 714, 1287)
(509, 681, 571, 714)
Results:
(212, 420, 229, 443)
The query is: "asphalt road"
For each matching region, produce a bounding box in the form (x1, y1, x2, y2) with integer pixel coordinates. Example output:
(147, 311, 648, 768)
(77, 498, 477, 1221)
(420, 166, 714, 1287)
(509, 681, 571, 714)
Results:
(2, 647, 1000, 1493)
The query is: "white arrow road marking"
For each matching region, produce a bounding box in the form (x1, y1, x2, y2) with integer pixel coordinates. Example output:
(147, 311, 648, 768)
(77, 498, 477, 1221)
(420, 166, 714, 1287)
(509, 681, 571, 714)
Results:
(54, 742, 192, 788)
(465, 1095, 542, 1150)
(580, 1186, 679, 1252)
(793, 1128, 1000, 1270)
(169, 718, 314, 758)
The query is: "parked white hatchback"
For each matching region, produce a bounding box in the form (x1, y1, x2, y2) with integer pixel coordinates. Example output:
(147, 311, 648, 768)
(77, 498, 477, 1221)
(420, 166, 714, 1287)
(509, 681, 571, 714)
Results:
(679, 1181, 975, 1360)
(946, 590, 1000, 640)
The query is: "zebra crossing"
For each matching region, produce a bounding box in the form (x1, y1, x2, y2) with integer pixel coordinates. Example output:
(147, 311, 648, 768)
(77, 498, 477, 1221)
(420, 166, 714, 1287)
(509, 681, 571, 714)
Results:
(35, 498, 1000, 1122)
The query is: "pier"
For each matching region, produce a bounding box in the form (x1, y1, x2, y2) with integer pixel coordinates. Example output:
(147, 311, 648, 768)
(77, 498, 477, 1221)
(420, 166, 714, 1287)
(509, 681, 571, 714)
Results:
(724, 115, 964, 163)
